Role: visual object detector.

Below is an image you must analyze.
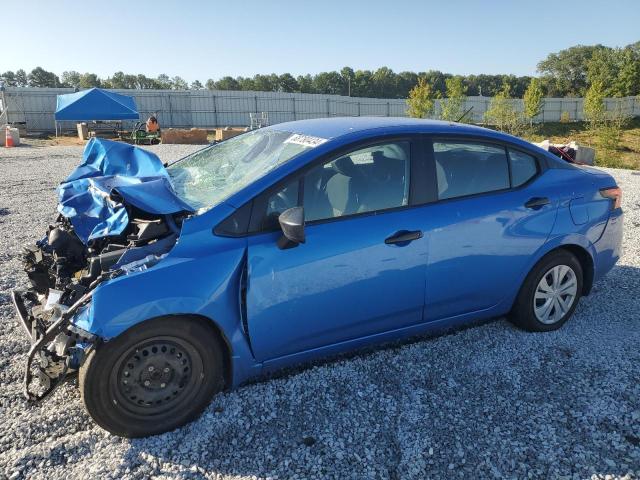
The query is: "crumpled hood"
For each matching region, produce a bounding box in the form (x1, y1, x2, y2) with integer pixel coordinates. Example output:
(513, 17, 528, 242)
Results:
(57, 138, 194, 243)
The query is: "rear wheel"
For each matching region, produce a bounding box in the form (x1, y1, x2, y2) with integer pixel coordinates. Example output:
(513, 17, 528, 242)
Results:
(510, 250, 583, 332)
(79, 317, 224, 437)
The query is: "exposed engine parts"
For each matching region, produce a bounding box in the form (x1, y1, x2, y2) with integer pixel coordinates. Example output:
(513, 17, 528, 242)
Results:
(14, 211, 182, 401)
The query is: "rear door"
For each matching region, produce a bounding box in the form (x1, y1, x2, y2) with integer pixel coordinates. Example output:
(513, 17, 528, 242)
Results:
(245, 138, 428, 362)
(420, 138, 558, 321)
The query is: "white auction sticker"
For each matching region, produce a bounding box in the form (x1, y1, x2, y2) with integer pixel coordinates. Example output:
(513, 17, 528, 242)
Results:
(284, 134, 327, 148)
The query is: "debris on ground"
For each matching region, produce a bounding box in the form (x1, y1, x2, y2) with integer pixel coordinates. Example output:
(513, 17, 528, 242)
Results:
(535, 139, 596, 165)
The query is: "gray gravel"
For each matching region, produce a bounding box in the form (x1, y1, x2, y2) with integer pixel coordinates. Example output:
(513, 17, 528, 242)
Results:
(0, 141, 639, 480)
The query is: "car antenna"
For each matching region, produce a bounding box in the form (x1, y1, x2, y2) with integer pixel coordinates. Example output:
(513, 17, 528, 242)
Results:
(455, 106, 474, 123)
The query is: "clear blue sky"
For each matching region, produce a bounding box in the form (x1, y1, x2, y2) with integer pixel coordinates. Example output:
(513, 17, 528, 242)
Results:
(5, 0, 639, 81)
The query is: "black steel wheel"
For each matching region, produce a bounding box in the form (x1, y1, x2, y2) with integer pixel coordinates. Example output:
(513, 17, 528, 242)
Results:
(80, 317, 225, 437)
(113, 337, 198, 414)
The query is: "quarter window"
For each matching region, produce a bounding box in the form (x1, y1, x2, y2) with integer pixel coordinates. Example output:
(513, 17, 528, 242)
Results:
(509, 149, 538, 187)
(304, 142, 411, 222)
(434, 142, 510, 200)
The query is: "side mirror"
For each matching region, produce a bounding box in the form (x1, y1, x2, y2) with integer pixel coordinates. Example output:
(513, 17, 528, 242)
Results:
(277, 207, 305, 249)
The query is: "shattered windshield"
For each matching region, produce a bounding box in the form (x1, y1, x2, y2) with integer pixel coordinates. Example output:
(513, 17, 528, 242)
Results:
(167, 129, 321, 210)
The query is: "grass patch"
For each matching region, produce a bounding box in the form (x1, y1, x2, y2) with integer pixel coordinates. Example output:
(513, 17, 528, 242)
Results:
(522, 118, 640, 170)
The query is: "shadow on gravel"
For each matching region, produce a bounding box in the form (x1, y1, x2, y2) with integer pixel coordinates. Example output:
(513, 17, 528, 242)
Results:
(113, 265, 640, 479)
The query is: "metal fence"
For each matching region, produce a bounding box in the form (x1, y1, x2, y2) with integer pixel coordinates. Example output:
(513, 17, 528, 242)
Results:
(1, 87, 638, 132)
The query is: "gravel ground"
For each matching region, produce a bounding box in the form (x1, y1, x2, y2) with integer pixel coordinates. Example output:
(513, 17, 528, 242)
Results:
(0, 141, 638, 480)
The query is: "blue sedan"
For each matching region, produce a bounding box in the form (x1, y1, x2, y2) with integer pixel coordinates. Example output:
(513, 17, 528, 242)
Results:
(12, 118, 623, 437)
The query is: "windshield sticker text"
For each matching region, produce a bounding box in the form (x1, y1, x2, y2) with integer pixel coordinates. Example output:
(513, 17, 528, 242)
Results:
(284, 134, 328, 148)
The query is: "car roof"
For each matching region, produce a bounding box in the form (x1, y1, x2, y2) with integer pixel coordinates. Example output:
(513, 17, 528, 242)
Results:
(264, 117, 564, 167)
(265, 117, 497, 140)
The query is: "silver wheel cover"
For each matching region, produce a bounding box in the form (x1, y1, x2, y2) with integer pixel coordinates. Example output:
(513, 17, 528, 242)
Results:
(533, 264, 578, 324)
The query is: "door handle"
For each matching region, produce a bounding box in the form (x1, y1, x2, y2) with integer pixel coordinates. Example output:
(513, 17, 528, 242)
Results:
(385, 230, 423, 245)
(524, 197, 550, 210)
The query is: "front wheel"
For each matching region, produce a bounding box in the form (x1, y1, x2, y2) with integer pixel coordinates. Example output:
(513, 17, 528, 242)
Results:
(79, 317, 224, 437)
(510, 250, 583, 332)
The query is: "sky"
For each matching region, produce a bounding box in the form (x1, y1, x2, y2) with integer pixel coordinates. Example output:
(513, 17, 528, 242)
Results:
(4, 0, 640, 82)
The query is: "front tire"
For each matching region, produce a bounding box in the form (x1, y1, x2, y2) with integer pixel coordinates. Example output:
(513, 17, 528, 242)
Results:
(510, 250, 583, 332)
(79, 317, 224, 437)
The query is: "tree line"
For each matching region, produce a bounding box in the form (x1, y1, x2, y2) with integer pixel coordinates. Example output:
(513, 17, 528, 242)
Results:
(2, 40, 638, 99)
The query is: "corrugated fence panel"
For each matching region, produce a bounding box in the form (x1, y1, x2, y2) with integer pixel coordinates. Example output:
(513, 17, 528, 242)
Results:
(189, 93, 216, 128)
(359, 101, 389, 117)
(1, 88, 638, 132)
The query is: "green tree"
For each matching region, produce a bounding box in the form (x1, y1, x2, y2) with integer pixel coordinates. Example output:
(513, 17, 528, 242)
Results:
(484, 83, 524, 135)
(352, 70, 373, 97)
(583, 80, 606, 126)
(395, 71, 419, 98)
(237, 76, 255, 91)
(440, 76, 467, 122)
(156, 74, 173, 89)
(28, 67, 61, 87)
(313, 71, 344, 95)
(122, 74, 138, 88)
(406, 77, 436, 118)
(586, 48, 622, 97)
(617, 47, 640, 96)
(15, 69, 27, 87)
(251, 74, 275, 91)
(371, 67, 396, 98)
(523, 77, 545, 124)
(277, 73, 298, 92)
(340, 67, 355, 96)
(421, 70, 448, 97)
(105, 71, 127, 89)
(79, 73, 101, 88)
(537, 44, 605, 96)
(584, 81, 630, 163)
(297, 74, 314, 93)
(61, 71, 81, 88)
(511, 75, 533, 98)
(213, 76, 240, 90)
(190, 80, 203, 90)
(172, 76, 188, 90)
(588, 45, 640, 97)
(1, 71, 17, 86)
(136, 74, 160, 89)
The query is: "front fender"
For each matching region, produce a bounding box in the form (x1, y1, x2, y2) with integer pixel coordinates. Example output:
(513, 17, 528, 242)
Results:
(73, 223, 260, 387)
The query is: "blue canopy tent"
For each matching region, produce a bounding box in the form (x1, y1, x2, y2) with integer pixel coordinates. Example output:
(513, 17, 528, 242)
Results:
(54, 88, 139, 136)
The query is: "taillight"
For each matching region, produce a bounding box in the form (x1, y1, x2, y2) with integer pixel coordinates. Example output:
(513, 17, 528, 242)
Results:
(600, 187, 622, 210)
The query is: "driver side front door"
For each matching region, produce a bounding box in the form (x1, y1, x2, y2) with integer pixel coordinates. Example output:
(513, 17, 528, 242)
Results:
(245, 139, 428, 363)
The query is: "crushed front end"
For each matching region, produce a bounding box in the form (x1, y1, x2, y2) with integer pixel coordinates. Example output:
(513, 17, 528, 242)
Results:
(12, 138, 193, 401)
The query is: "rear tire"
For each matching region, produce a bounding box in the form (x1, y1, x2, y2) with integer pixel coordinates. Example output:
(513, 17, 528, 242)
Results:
(79, 316, 224, 437)
(510, 250, 583, 332)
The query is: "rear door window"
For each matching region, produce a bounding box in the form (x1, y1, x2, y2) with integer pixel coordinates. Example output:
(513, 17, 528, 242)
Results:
(433, 142, 510, 200)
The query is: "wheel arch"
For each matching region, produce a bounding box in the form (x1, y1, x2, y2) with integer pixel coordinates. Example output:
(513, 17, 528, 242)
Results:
(509, 238, 596, 315)
(522, 236, 596, 297)
(556, 244, 595, 295)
